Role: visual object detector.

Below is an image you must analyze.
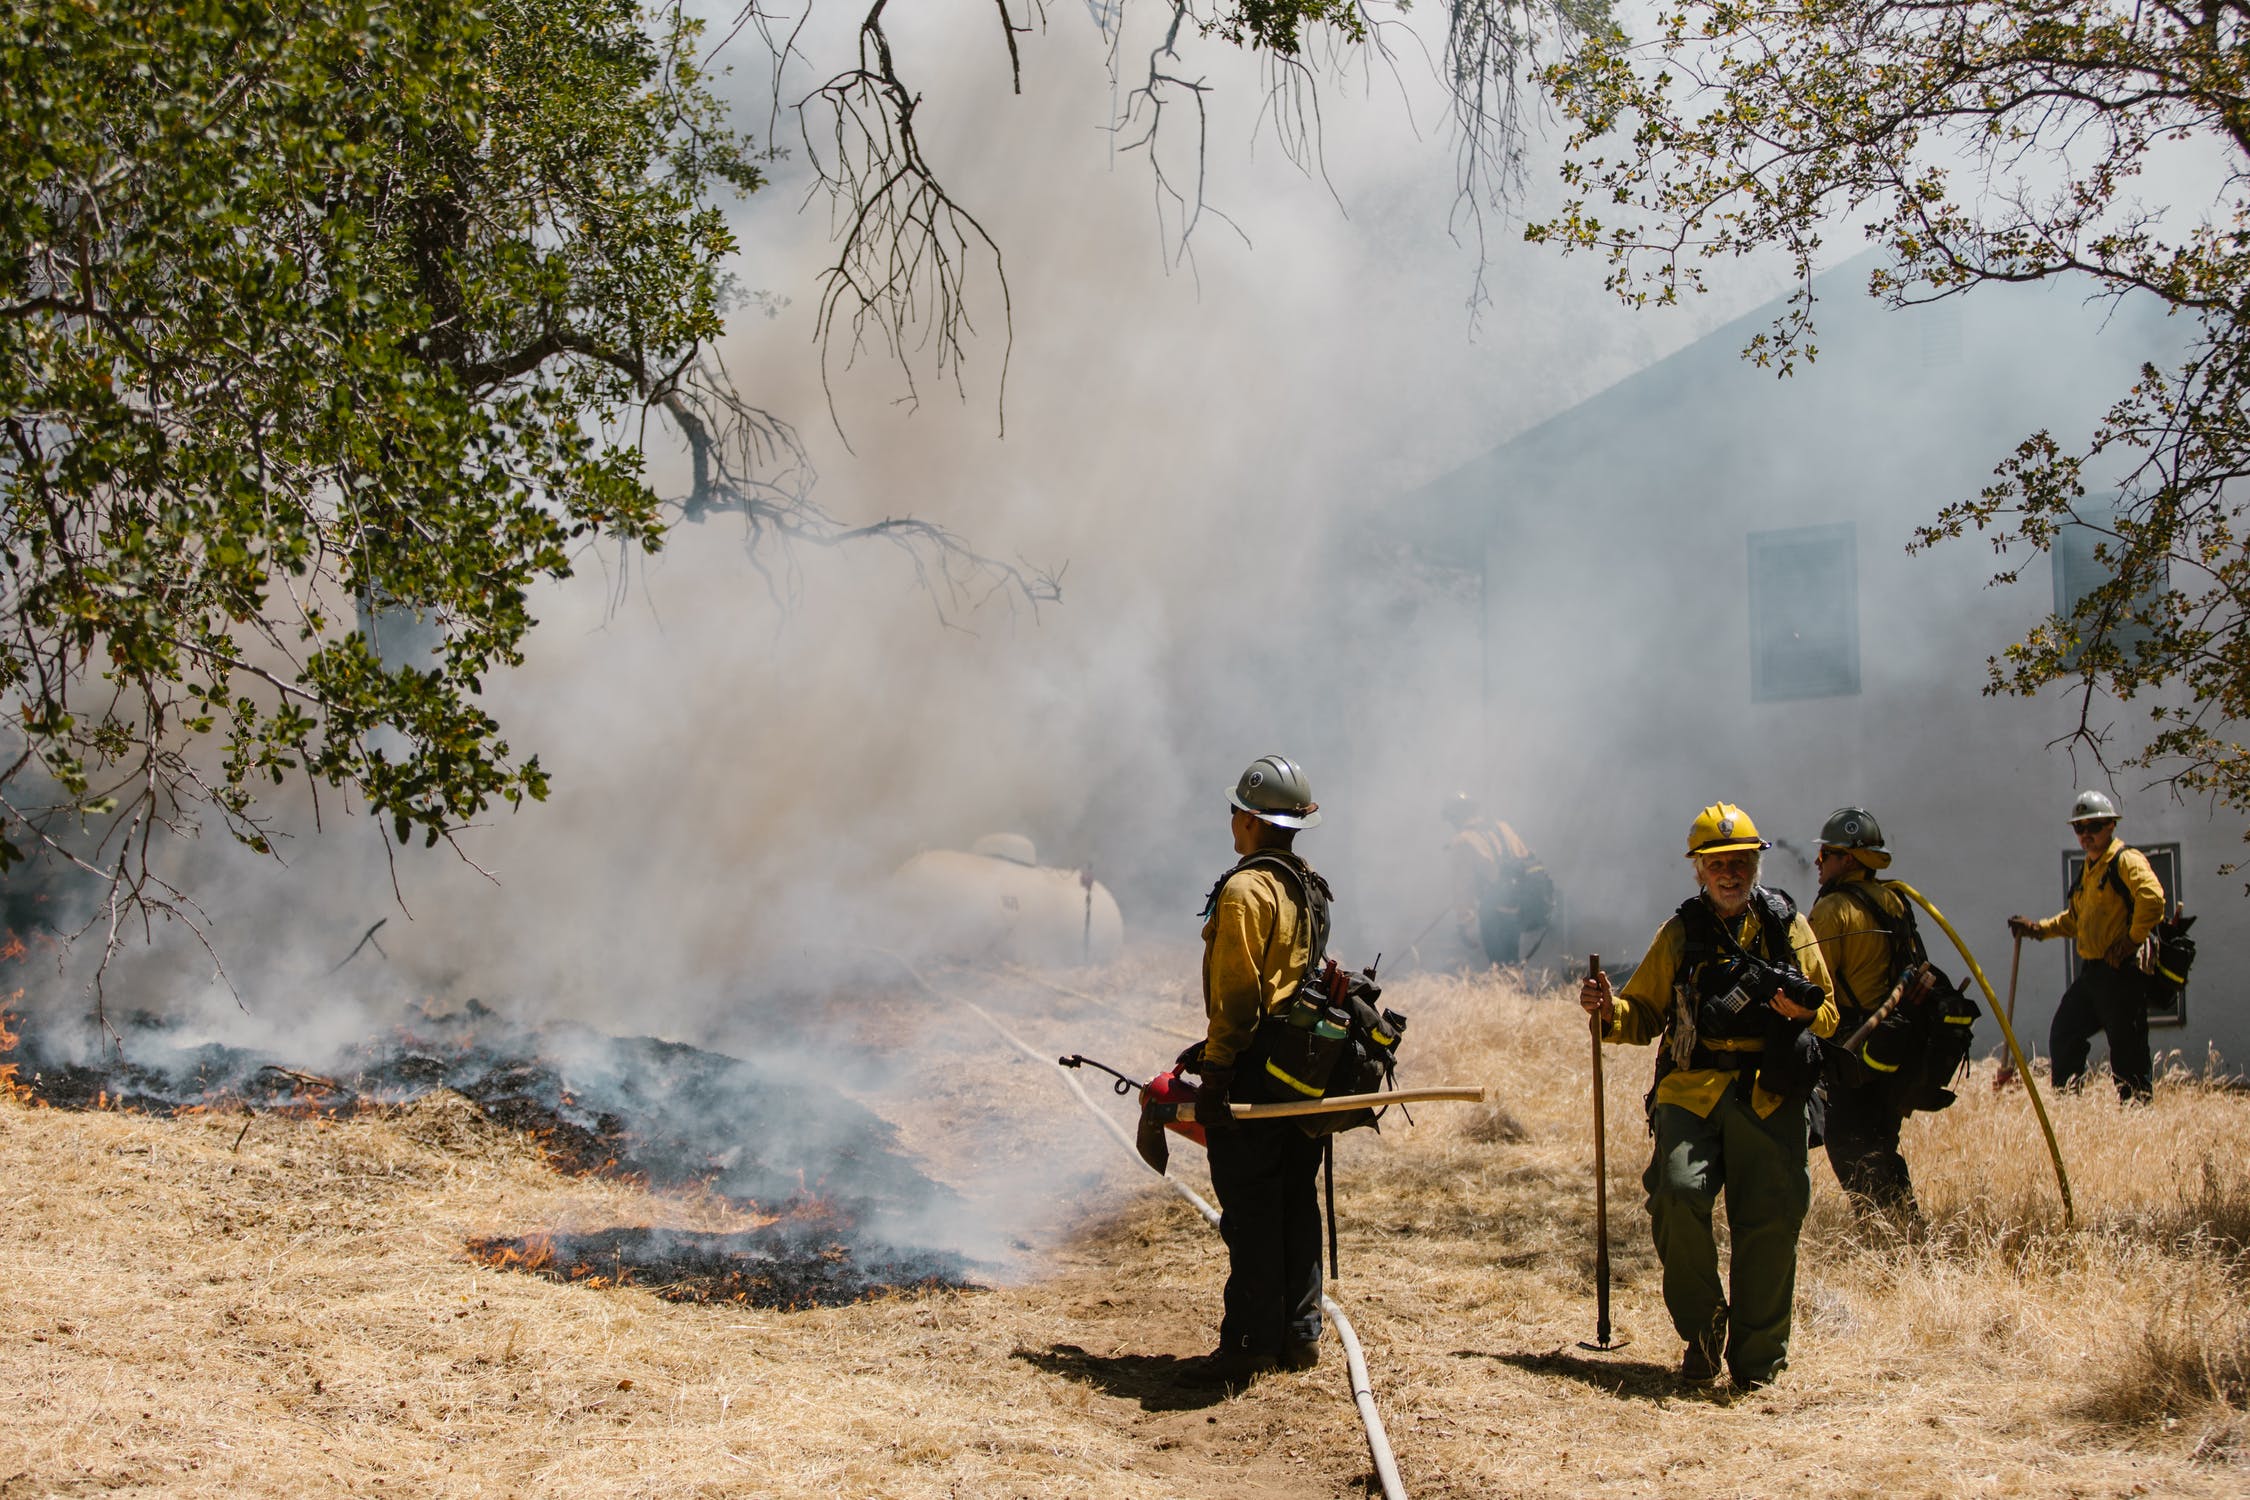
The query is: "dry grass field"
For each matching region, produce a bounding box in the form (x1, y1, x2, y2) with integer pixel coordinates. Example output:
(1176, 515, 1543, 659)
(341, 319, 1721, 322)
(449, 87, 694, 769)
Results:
(1, 960, 2244, 1498)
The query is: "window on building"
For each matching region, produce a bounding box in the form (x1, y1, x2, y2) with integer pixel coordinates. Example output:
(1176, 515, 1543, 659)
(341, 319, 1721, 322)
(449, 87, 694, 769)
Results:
(2052, 502, 2164, 668)
(2065, 842, 2185, 1027)
(1748, 523, 1859, 701)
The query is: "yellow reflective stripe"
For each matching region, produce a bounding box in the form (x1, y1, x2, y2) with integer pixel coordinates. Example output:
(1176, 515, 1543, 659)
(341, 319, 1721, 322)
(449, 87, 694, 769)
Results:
(2159, 966, 2187, 985)
(1861, 1050, 1902, 1074)
(1370, 1027, 1395, 1046)
(1940, 1014, 1975, 1025)
(1263, 1060, 1326, 1097)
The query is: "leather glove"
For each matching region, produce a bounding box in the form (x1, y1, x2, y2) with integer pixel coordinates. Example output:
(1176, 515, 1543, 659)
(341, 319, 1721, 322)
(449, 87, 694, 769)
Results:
(1197, 1064, 1239, 1134)
(2007, 916, 2038, 940)
(1134, 1099, 1171, 1173)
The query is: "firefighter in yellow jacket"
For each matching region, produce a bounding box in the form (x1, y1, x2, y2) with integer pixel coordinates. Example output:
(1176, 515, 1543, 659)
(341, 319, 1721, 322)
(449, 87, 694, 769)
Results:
(1806, 807, 1920, 1215)
(1180, 754, 1329, 1387)
(2009, 790, 2166, 1102)
(1580, 803, 1837, 1388)
(1442, 793, 1543, 965)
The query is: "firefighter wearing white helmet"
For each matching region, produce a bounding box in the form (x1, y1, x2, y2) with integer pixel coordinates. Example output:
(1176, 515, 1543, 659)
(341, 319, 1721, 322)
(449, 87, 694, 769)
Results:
(1178, 754, 1330, 1387)
(2008, 791, 2165, 1101)
(1580, 802, 1837, 1389)
(1807, 807, 1921, 1216)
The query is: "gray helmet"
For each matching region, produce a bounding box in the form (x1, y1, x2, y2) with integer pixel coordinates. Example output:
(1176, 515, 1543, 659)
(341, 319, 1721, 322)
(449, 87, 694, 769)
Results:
(1441, 792, 1478, 828)
(1228, 754, 1321, 829)
(2069, 789, 2120, 824)
(1818, 806, 1884, 851)
(1817, 805, 1891, 869)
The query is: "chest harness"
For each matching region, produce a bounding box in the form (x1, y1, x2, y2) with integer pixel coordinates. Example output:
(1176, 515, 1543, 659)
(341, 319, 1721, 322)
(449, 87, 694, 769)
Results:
(1200, 849, 1333, 977)
(1659, 887, 1799, 1080)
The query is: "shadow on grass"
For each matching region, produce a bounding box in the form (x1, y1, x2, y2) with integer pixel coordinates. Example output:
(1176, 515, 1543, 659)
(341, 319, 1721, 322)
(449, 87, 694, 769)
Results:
(1012, 1343, 1241, 1412)
(1454, 1346, 1729, 1404)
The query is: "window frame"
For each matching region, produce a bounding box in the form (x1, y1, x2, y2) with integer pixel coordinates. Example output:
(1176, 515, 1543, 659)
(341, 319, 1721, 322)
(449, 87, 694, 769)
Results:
(1747, 522, 1861, 703)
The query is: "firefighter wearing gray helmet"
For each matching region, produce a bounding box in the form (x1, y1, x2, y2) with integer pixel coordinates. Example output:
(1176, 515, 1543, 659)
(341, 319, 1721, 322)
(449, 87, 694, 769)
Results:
(1178, 754, 1330, 1387)
(1807, 808, 1920, 1217)
(2009, 791, 2165, 1101)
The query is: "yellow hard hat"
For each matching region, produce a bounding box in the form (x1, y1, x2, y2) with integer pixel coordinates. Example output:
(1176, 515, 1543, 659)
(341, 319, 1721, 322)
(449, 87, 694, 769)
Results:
(1685, 802, 1772, 859)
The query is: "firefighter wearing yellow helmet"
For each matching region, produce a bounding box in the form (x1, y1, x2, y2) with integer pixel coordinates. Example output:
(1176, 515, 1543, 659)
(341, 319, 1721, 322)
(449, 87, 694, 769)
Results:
(1580, 802, 1837, 1388)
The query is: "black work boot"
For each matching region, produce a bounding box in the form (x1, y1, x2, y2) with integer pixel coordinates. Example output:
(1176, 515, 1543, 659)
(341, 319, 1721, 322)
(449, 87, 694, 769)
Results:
(1679, 1341, 1720, 1385)
(1176, 1347, 1277, 1389)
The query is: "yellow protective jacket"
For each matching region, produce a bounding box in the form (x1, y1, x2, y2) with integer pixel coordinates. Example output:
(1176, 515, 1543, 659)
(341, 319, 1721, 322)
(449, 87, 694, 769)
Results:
(1201, 865, 1313, 1068)
(1807, 870, 1911, 1014)
(2030, 842, 2164, 961)
(1605, 896, 1838, 1119)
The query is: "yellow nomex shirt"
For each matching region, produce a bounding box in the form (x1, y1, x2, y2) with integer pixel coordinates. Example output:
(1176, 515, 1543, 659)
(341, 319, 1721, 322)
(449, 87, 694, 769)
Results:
(1808, 870, 1910, 1013)
(1606, 902, 1838, 1119)
(1201, 867, 1312, 1068)
(2030, 843, 2165, 962)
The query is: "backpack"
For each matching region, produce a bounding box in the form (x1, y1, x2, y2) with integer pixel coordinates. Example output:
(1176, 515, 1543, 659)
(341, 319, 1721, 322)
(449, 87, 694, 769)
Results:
(2100, 851, 2199, 1005)
(1501, 859, 1556, 932)
(1214, 852, 1410, 1137)
(1828, 880, 1977, 1113)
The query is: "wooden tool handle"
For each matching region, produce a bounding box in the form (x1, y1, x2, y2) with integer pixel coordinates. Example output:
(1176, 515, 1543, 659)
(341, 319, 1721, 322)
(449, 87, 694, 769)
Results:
(1587, 953, 1614, 1347)
(1220, 1085, 1487, 1120)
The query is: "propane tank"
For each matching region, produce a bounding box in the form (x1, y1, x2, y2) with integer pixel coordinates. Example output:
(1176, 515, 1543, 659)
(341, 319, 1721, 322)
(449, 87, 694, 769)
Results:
(884, 835, 1125, 967)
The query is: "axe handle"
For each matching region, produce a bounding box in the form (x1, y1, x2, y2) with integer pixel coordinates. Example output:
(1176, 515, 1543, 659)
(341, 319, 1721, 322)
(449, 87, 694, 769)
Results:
(1840, 962, 1923, 1052)
(1177, 1085, 1486, 1122)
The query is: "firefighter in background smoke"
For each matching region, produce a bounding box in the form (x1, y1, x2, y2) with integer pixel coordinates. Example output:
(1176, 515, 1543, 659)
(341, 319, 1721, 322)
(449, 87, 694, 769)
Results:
(1441, 793, 1550, 966)
(1177, 754, 1330, 1388)
(2008, 791, 2166, 1103)
(1580, 803, 1837, 1389)
(1807, 807, 1922, 1217)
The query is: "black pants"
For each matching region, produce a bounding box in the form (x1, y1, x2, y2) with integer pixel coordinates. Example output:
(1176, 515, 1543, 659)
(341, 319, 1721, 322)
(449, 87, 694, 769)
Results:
(1477, 906, 1522, 965)
(1205, 1119, 1325, 1355)
(1821, 1065, 1915, 1213)
(2050, 958, 2152, 1102)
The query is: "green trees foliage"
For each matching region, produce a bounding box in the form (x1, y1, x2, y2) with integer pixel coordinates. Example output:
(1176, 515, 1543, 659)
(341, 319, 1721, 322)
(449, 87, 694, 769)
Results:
(0, 0, 1042, 944)
(1529, 1, 2250, 854)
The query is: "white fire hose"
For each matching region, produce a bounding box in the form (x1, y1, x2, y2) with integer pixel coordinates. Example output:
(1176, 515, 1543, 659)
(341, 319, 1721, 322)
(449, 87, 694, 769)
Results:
(882, 955, 1412, 1500)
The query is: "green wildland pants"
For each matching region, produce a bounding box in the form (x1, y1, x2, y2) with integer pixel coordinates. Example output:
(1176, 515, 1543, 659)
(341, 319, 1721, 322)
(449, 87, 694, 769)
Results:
(1645, 1082, 1811, 1384)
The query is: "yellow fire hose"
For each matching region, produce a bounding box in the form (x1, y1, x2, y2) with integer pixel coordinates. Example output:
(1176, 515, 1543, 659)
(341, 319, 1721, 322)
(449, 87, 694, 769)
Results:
(1886, 881, 2075, 1226)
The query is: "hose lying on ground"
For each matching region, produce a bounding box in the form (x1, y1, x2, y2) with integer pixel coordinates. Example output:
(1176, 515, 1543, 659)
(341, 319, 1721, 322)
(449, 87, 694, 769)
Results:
(879, 953, 1411, 1500)
(1887, 881, 2075, 1226)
